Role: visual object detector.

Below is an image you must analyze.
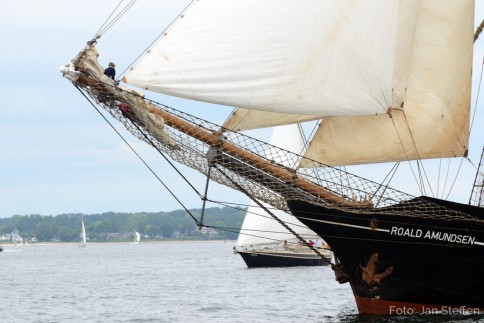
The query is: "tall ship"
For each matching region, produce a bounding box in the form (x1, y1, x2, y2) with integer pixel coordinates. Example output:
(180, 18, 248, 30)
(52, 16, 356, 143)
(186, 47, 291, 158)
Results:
(61, 0, 484, 314)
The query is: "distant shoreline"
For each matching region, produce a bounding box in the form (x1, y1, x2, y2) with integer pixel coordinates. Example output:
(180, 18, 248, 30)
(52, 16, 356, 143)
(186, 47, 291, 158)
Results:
(1, 240, 235, 247)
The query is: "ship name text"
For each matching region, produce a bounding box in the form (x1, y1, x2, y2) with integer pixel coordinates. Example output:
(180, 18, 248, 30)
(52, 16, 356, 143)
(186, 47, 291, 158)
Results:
(390, 226, 475, 245)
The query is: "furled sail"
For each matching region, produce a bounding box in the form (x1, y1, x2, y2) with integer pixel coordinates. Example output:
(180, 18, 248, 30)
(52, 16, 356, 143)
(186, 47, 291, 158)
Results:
(236, 123, 318, 248)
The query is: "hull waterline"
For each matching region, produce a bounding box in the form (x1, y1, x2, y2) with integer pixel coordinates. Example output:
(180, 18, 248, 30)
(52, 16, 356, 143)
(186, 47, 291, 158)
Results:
(235, 250, 331, 268)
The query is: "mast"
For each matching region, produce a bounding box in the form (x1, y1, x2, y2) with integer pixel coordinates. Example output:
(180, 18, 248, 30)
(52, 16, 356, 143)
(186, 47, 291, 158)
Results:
(468, 20, 484, 207)
(470, 147, 484, 207)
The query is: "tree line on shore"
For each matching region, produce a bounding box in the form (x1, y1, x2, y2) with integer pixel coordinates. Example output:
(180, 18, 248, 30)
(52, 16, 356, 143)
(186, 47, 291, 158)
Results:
(0, 207, 246, 243)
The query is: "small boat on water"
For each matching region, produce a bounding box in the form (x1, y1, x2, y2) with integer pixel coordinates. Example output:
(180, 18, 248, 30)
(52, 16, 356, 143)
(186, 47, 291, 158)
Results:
(131, 230, 141, 245)
(235, 240, 332, 268)
(234, 198, 332, 267)
(234, 124, 332, 267)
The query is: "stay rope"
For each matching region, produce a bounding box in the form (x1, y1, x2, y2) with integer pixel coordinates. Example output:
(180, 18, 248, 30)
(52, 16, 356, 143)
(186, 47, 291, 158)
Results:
(118, 0, 196, 79)
(213, 163, 334, 265)
(390, 116, 424, 195)
(92, 0, 138, 40)
(74, 85, 202, 227)
(76, 82, 320, 246)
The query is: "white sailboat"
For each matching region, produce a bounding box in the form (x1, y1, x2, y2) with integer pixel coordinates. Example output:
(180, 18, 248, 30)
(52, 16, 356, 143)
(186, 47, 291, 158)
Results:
(131, 230, 141, 245)
(234, 124, 332, 267)
(61, 0, 484, 315)
(79, 218, 87, 248)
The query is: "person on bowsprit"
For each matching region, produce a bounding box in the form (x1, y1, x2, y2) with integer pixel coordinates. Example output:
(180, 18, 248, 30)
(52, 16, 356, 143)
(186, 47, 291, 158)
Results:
(104, 62, 116, 80)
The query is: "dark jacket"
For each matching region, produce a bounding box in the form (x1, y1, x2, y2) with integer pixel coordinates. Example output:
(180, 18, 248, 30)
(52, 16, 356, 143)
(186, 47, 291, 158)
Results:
(104, 66, 116, 80)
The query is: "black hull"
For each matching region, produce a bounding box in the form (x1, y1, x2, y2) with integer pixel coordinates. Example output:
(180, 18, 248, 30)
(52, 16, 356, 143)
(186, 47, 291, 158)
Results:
(236, 250, 331, 268)
(287, 197, 484, 315)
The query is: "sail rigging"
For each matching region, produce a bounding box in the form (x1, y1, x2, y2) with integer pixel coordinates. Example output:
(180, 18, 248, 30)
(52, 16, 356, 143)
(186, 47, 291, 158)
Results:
(470, 147, 484, 207)
(63, 43, 478, 224)
(235, 124, 320, 248)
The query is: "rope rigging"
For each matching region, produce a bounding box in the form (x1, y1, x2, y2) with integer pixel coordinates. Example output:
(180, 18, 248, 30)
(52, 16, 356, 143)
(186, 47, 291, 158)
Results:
(72, 73, 484, 277)
(385, 24, 484, 201)
(60, 8, 484, 310)
(75, 82, 326, 249)
(87, 0, 197, 82)
(75, 86, 333, 259)
(390, 116, 424, 195)
(92, 0, 138, 41)
(442, 30, 484, 200)
(64, 44, 483, 284)
(213, 162, 333, 265)
(371, 162, 400, 208)
(76, 72, 479, 220)
(118, 0, 196, 79)
(74, 85, 202, 227)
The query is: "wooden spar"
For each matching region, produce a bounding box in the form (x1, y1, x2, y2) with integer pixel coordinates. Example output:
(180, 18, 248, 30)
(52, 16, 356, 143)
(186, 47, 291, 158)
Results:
(145, 105, 364, 207)
(75, 73, 366, 207)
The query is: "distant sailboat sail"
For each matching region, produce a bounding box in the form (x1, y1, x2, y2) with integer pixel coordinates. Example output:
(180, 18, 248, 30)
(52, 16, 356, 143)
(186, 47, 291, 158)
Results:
(132, 230, 141, 244)
(79, 218, 87, 247)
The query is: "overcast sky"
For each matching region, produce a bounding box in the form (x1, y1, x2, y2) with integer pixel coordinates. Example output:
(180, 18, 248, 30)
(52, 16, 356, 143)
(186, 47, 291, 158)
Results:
(0, 0, 244, 218)
(1, 1, 483, 218)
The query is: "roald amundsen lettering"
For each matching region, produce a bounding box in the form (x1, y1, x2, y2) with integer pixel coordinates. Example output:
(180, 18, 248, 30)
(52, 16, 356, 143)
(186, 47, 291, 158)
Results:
(390, 226, 475, 245)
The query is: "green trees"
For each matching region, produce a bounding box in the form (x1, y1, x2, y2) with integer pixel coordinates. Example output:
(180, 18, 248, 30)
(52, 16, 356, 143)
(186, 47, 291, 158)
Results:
(0, 207, 245, 242)
(58, 227, 78, 242)
(35, 222, 56, 241)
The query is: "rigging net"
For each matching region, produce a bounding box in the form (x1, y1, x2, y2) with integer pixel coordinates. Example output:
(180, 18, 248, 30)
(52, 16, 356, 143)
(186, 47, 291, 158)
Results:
(62, 43, 482, 225)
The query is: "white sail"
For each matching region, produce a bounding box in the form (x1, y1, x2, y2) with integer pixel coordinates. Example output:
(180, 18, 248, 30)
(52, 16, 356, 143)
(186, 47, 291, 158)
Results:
(223, 108, 319, 132)
(236, 200, 320, 248)
(300, 0, 474, 166)
(180, 0, 474, 165)
(235, 124, 320, 249)
(131, 230, 141, 244)
(125, 0, 401, 117)
(80, 218, 86, 246)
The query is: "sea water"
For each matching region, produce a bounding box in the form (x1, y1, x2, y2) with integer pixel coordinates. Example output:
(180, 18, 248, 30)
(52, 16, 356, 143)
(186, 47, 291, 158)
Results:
(0, 241, 482, 323)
